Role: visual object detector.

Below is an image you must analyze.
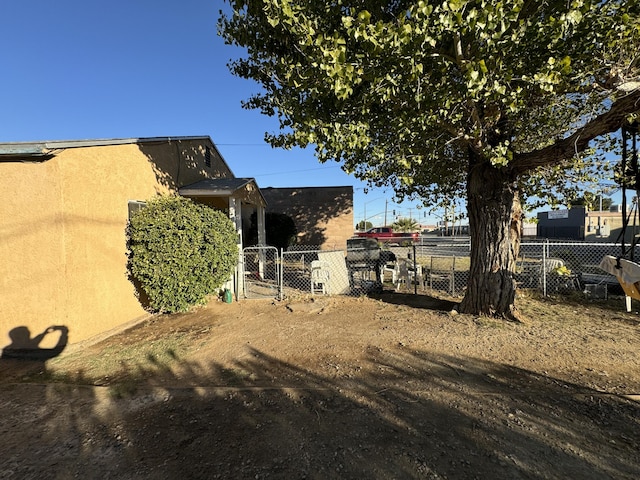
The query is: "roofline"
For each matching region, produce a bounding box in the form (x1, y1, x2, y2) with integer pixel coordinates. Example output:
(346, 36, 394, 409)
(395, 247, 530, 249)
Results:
(0, 136, 232, 170)
(179, 177, 267, 206)
(179, 178, 254, 197)
(0, 135, 212, 150)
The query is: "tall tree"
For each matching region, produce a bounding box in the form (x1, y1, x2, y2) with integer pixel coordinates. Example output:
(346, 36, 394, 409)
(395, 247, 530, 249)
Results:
(219, 0, 640, 318)
(357, 220, 374, 231)
(392, 217, 419, 232)
(571, 194, 614, 212)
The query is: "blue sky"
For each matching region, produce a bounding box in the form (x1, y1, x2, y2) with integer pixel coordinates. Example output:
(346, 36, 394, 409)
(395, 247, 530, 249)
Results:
(2, 1, 627, 227)
(0, 0, 431, 227)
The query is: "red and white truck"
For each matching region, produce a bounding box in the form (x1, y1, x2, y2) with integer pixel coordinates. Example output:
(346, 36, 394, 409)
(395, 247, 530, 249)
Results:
(355, 227, 419, 244)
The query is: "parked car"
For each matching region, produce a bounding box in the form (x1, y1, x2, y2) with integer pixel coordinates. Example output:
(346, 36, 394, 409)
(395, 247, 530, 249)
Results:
(355, 227, 419, 244)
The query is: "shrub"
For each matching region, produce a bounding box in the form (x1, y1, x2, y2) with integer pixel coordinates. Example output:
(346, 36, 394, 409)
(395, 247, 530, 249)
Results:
(127, 196, 238, 313)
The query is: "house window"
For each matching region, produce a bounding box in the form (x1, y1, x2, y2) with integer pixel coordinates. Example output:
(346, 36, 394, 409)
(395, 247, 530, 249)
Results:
(205, 147, 211, 168)
(128, 200, 147, 219)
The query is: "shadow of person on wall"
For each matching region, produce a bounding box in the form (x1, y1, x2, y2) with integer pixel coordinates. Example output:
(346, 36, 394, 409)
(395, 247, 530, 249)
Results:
(0, 326, 68, 379)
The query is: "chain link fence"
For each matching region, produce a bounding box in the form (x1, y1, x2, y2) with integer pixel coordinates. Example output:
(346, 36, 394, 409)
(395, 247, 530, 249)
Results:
(241, 246, 279, 299)
(517, 240, 640, 298)
(241, 239, 637, 301)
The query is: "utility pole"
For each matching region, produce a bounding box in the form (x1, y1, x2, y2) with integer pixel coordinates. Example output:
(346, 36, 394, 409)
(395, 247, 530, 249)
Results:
(452, 203, 456, 238)
(443, 204, 449, 236)
(384, 199, 388, 227)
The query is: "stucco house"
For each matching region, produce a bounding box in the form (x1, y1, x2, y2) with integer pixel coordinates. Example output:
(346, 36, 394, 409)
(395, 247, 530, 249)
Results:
(0, 136, 265, 351)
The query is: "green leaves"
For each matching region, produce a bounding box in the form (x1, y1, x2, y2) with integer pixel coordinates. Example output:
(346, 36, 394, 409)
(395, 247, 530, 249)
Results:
(127, 196, 238, 313)
(219, 0, 640, 205)
(357, 10, 371, 24)
(392, 216, 419, 233)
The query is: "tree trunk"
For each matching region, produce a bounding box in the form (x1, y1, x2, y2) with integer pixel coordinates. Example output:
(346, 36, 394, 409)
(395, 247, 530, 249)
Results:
(458, 161, 520, 318)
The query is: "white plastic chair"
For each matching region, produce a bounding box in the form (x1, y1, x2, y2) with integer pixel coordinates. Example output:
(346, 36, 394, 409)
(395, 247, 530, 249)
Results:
(383, 261, 398, 283)
(311, 260, 331, 295)
(394, 260, 423, 291)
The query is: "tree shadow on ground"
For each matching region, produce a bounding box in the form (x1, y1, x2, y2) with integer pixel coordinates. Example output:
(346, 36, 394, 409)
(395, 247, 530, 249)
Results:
(1, 345, 638, 479)
(371, 291, 458, 312)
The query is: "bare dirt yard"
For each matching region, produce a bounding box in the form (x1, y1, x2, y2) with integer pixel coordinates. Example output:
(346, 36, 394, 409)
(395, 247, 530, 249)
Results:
(1, 291, 639, 479)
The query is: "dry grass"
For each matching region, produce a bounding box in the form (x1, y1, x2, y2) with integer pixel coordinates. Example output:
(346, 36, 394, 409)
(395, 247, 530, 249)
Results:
(41, 330, 203, 387)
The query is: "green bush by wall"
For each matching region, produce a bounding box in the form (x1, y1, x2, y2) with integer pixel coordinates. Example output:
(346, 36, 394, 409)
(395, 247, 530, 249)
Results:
(127, 196, 238, 313)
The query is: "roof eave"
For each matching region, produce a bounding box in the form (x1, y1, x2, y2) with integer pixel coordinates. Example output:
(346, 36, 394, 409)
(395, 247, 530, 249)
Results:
(179, 178, 267, 207)
(0, 143, 53, 162)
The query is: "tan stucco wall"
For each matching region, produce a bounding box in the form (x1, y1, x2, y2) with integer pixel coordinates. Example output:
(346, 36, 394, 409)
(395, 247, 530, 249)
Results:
(261, 186, 353, 250)
(584, 211, 632, 242)
(0, 138, 229, 349)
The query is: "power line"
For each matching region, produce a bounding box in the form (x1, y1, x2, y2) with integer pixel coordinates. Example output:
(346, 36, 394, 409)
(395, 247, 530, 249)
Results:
(242, 165, 345, 177)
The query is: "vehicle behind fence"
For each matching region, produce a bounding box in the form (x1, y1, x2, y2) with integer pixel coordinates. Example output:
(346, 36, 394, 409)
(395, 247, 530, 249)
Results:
(240, 239, 636, 301)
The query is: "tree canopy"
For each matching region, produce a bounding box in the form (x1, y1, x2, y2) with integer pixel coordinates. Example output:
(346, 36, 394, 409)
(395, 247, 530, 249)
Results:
(220, 0, 638, 200)
(219, 0, 640, 316)
(392, 217, 420, 232)
(571, 194, 614, 212)
(357, 220, 374, 231)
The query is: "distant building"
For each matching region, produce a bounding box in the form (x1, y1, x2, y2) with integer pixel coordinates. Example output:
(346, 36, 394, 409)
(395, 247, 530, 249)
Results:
(420, 224, 439, 233)
(521, 221, 538, 238)
(537, 206, 631, 242)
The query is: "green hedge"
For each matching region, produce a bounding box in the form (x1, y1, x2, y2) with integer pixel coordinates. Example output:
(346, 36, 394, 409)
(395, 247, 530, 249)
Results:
(127, 196, 238, 313)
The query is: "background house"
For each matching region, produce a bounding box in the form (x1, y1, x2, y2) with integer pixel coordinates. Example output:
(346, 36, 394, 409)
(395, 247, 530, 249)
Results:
(261, 186, 354, 251)
(537, 206, 631, 242)
(0, 136, 265, 349)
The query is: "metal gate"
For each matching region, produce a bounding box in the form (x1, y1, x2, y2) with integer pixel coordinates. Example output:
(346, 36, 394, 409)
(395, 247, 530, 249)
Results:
(241, 246, 280, 299)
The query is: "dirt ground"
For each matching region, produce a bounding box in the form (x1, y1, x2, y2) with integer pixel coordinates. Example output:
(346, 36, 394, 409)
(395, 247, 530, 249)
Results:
(1, 291, 640, 479)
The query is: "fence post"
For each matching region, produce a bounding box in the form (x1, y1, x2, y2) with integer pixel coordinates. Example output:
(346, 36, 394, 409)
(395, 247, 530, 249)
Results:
(413, 243, 418, 295)
(542, 239, 548, 296)
(279, 248, 284, 301)
(451, 256, 456, 296)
